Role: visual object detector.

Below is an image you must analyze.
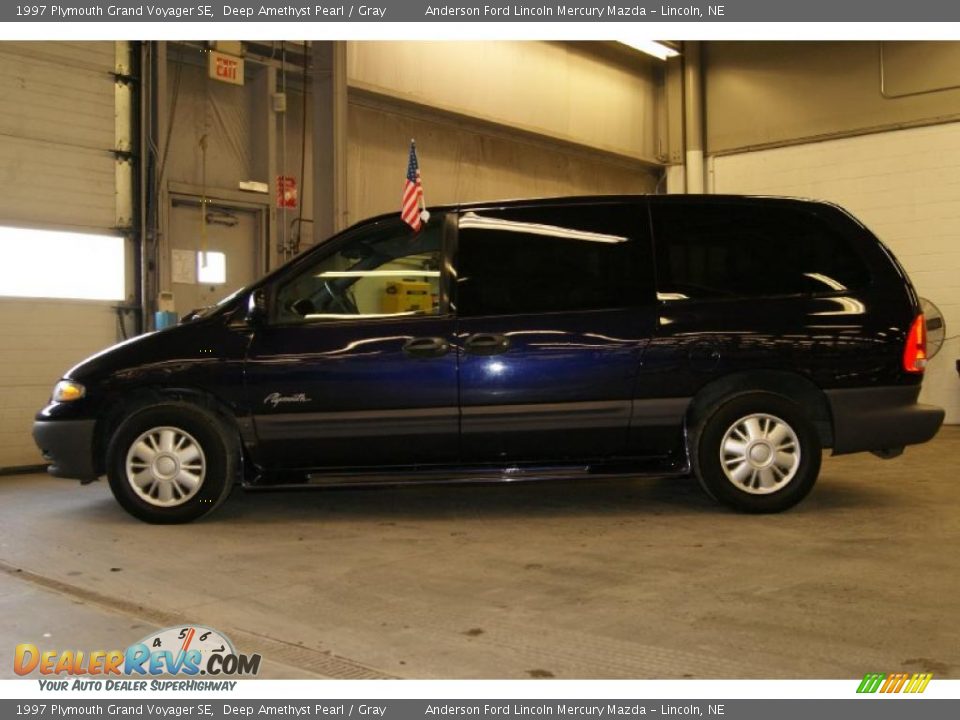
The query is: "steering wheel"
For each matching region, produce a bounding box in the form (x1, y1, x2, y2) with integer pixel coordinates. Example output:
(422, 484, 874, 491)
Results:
(317, 280, 358, 315)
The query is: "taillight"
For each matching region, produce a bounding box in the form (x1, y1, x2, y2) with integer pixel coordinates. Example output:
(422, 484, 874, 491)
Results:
(903, 314, 927, 373)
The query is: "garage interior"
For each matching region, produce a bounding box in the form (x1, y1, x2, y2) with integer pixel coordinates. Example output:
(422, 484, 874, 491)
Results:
(1, 40, 959, 678)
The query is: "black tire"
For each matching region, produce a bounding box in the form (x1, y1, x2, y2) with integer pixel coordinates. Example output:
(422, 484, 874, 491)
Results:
(106, 402, 237, 524)
(690, 392, 821, 513)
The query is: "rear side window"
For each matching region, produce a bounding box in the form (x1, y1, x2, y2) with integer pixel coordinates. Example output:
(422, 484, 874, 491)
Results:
(455, 204, 652, 317)
(651, 201, 871, 301)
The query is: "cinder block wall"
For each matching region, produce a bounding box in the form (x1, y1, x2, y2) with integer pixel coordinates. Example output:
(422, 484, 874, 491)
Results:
(712, 123, 960, 423)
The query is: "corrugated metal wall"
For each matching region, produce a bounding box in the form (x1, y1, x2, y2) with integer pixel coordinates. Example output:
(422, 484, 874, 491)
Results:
(0, 42, 126, 468)
(346, 102, 658, 223)
(344, 41, 661, 225)
(163, 56, 256, 193)
(347, 42, 661, 163)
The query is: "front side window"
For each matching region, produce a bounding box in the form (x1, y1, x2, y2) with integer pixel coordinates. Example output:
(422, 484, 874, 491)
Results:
(455, 204, 652, 317)
(274, 216, 445, 323)
(651, 201, 871, 302)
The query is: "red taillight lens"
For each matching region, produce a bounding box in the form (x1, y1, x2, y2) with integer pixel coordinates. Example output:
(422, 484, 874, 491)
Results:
(903, 314, 927, 373)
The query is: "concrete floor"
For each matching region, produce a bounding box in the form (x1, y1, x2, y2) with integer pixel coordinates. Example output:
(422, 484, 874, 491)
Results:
(1, 428, 958, 680)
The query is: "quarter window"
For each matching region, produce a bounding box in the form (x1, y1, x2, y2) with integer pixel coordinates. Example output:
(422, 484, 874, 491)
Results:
(651, 201, 871, 301)
(455, 204, 651, 317)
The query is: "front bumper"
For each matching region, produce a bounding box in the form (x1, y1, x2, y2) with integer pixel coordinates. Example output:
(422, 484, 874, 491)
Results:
(32, 419, 98, 481)
(826, 385, 944, 455)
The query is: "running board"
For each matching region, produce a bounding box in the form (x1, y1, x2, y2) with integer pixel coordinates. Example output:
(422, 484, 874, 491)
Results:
(243, 460, 689, 491)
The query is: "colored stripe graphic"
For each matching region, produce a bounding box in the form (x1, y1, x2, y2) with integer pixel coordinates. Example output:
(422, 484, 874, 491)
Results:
(905, 673, 934, 693)
(857, 673, 885, 693)
(881, 672, 909, 693)
(858, 672, 932, 694)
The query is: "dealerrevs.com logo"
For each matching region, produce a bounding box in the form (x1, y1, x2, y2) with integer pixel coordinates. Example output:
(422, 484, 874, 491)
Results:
(15, 625, 261, 690)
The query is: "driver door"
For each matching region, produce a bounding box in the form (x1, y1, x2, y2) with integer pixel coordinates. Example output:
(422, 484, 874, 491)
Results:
(245, 214, 459, 471)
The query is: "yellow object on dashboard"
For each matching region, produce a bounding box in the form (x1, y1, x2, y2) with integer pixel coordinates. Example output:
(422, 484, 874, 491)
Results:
(381, 279, 434, 314)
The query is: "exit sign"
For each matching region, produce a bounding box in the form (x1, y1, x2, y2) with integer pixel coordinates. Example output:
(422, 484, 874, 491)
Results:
(209, 50, 244, 86)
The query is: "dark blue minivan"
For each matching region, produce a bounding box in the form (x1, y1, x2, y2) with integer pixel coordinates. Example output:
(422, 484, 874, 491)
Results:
(33, 196, 944, 523)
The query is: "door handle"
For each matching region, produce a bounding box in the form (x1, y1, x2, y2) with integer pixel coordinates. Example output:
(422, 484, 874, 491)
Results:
(463, 333, 510, 356)
(403, 336, 451, 358)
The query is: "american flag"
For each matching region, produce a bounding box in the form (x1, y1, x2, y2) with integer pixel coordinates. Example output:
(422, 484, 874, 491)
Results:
(401, 140, 424, 231)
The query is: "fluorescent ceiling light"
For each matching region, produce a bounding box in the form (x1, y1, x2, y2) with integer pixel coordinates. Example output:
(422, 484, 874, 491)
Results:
(619, 41, 680, 61)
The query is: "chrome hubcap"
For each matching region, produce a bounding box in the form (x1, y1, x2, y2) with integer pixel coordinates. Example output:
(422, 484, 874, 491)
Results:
(720, 413, 800, 495)
(125, 426, 206, 507)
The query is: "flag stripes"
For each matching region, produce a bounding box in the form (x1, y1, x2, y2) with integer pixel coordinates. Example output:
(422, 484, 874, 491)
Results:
(401, 140, 424, 231)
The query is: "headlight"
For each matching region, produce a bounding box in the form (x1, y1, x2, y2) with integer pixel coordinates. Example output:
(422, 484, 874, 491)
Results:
(53, 380, 86, 402)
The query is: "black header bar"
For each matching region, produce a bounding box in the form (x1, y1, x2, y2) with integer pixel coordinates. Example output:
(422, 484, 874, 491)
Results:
(3, 0, 960, 22)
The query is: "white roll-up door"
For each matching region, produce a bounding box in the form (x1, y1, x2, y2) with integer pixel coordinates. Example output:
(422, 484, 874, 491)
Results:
(711, 123, 960, 423)
(0, 42, 129, 468)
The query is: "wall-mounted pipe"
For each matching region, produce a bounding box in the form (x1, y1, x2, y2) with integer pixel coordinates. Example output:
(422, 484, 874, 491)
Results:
(313, 41, 348, 240)
(683, 41, 705, 194)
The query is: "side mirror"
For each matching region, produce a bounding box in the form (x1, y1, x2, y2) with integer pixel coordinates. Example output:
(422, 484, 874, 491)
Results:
(180, 308, 207, 323)
(246, 289, 267, 325)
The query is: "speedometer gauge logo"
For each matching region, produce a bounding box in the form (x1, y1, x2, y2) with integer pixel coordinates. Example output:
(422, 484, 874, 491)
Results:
(129, 625, 235, 675)
(126, 625, 258, 676)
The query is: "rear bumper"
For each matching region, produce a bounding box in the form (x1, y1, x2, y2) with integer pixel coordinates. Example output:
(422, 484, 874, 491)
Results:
(826, 386, 944, 455)
(32, 419, 98, 481)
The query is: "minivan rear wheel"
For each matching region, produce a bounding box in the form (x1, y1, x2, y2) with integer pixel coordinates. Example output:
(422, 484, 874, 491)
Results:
(691, 392, 821, 513)
(106, 403, 235, 524)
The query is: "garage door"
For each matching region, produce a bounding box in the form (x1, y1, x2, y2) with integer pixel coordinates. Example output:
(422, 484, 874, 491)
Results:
(0, 42, 129, 468)
(711, 122, 960, 423)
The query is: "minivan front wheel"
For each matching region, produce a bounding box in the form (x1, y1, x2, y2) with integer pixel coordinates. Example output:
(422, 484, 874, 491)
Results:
(691, 393, 821, 513)
(106, 403, 235, 523)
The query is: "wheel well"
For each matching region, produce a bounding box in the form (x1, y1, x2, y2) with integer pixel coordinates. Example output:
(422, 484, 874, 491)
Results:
(685, 371, 834, 448)
(93, 387, 246, 477)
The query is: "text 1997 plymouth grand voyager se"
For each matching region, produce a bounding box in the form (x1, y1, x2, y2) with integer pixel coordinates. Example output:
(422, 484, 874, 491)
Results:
(33, 195, 944, 523)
